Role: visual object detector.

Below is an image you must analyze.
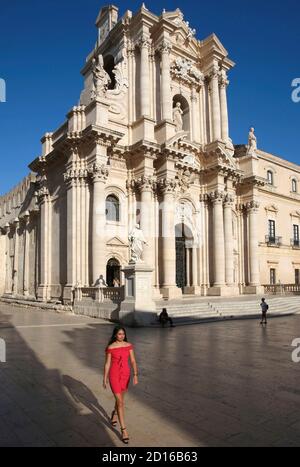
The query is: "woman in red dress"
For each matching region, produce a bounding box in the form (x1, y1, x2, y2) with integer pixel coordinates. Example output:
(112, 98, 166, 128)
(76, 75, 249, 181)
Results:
(103, 326, 138, 444)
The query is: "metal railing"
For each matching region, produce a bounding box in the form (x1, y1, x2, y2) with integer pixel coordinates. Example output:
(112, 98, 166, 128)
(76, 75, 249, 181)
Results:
(291, 238, 300, 248)
(265, 235, 282, 246)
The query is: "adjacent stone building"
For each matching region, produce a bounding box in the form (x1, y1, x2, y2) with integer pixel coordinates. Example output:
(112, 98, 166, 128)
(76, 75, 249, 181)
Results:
(1, 4, 300, 312)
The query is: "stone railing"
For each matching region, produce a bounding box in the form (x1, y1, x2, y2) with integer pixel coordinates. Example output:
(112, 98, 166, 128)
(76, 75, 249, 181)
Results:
(74, 286, 124, 303)
(263, 284, 300, 295)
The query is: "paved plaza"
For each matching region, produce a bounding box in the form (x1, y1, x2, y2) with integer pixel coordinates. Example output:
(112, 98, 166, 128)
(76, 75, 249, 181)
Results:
(0, 303, 299, 447)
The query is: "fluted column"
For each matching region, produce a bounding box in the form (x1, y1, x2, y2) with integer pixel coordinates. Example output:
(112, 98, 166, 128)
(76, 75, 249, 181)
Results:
(159, 179, 181, 298)
(138, 177, 155, 267)
(12, 218, 20, 295)
(23, 213, 30, 296)
(38, 186, 51, 301)
(159, 41, 172, 121)
(248, 201, 260, 286)
(139, 35, 151, 117)
(211, 191, 225, 286)
(224, 197, 234, 286)
(91, 163, 109, 284)
(209, 65, 221, 142)
(219, 72, 229, 143)
(64, 170, 78, 288)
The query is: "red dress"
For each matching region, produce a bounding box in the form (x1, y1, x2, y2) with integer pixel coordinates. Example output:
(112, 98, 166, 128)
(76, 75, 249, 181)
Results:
(106, 344, 133, 394)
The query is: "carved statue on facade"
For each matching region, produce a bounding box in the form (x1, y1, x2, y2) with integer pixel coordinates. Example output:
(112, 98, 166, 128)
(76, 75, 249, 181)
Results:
(173, 102, 184, 132)
(247, 127, 257, 155)
(128, 224, 147, 263)
(91, 55, 111, 99)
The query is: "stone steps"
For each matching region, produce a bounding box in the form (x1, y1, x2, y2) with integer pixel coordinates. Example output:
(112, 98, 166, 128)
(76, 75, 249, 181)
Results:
(154, 297, 300, 326)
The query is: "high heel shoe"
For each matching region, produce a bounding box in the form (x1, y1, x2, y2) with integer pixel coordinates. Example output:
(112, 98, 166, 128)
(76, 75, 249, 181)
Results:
(121, 427, 129, 444)
(110, 410, 117, 427)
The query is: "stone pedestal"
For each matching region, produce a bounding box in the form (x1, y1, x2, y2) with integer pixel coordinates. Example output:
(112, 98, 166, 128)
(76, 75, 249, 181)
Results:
(208, 285, 240, 297)
(155, 120, 176, 144)
(85, 98, 109, 127)
(243, 285, 264, 295)
(119, 263, 156, 326)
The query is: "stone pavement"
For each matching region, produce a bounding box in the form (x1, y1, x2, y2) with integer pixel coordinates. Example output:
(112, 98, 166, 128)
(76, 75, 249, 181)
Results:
(0, 303, 300, 447)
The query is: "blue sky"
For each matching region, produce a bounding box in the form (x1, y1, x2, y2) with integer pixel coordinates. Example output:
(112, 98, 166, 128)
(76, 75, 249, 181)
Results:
(0, 0, 299, 195)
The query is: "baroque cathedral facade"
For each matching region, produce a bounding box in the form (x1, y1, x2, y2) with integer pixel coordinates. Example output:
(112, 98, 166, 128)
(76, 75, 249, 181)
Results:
(1, 4, 300, 312)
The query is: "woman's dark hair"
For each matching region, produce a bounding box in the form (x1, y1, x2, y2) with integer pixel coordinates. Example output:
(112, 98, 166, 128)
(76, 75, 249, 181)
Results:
(107, 326, 128, 347)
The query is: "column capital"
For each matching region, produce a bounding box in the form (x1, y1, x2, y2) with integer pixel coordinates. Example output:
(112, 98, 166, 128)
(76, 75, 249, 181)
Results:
(131, 176, 156, 193)
(209, 190, 225, 204)
(219, 75, 230, 88)
(158, 40, 172, 55)
(88, 163, 109, 183)
(64, 168, 88, 188)
(207, 64, 220, 81)
(158, 178, 178, 195)
(138, 34, 151, 50)
(246, 200, 260, 213)
(37, 186, 50, 203)
(224, 194, 235, 208)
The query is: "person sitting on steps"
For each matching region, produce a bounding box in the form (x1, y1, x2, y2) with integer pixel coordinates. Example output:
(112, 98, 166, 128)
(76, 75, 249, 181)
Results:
(159, 308, 175, 328)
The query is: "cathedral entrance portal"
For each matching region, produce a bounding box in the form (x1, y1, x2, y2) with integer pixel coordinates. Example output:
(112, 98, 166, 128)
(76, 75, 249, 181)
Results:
(175, 223, 194, 293)
(106, 258, 121, 287)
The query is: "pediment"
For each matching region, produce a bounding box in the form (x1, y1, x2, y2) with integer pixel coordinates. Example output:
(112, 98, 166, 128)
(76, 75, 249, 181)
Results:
(165, 133, 201, 154)
(290, 210, 300, 219)
(163, 9, 199, 56)
(265, 204, 279, 214)
(106, 236, 128, 247)
(200, 33, 229, 61)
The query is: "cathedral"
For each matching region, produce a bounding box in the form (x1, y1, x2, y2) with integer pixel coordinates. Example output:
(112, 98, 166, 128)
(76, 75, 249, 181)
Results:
(1, 4, 300, 323)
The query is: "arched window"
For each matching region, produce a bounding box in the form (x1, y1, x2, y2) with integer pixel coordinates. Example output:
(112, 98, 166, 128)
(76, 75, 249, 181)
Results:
(106, 195, 120, 222)
(292, 178, 297, 193)
(267, 170, 274, 185)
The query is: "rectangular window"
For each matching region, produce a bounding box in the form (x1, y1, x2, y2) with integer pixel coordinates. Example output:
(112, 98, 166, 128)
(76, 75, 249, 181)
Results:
(295, 269, 300, 285)
(268, 220, 276, 241)
(270, 268, 276, 285)
(293, 225, 299, 244)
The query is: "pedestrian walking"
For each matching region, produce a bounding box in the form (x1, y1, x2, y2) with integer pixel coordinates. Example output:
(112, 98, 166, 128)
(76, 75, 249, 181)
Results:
(103, 326, 138, 444)
(260, 298, 269, 325)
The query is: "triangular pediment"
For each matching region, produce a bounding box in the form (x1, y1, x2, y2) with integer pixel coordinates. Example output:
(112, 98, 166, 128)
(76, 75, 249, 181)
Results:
(200, 33, 230, 61)
(106, 236, 128, 247)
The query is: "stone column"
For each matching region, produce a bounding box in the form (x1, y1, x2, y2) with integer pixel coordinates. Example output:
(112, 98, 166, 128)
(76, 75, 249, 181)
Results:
(224, 197, 234, 286)
(248, 201, 260, 286)
(12, 218, 20, 295)
(138, 177, 154, 268)
(192, 246, 198, 287)
(23, 213, 30, 296)
(91, 163, 109, 284)
(139, 35, 151, 117)
(219, 72, 229, 143)
(159, 41, 172, 121)
(160, 179, 181, 299)
(64, 171, 78, 292)
(38, 186, 51, 301)
(211, 191, 225, 287)
(209, 65, 221, 142)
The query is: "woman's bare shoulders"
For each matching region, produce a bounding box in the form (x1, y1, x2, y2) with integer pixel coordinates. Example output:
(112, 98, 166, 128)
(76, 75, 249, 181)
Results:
(107, 342, 132, 349)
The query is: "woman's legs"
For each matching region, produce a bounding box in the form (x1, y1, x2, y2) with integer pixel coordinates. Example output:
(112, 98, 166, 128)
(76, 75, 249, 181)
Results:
(114, 392, 129, 439)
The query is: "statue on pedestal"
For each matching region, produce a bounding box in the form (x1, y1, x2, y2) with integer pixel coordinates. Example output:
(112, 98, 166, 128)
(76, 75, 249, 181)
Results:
(246, 127, 257, 155)
(173, 102, 184, 132)
(128, 224, 147, 263)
